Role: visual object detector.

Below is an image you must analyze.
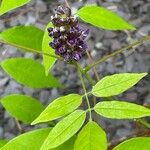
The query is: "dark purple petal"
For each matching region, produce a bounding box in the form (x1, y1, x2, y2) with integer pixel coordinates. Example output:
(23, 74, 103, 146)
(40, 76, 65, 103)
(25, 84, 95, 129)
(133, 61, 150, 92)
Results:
(73, 52, 81, 61)
(68, 39, 76, 45)
(49, 42, 55, 48)
(56, 46, 66, 54)
(47, 27, 53, 33)
(64, 53, 71, 61)
(81, 29, 90, 39)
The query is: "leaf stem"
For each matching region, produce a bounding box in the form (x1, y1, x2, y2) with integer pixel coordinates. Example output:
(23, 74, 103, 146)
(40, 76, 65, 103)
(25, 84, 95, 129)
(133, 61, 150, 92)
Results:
(137, 118, 150, 129)
(84, 36, 150, 72)
(0, 40, 62, 60)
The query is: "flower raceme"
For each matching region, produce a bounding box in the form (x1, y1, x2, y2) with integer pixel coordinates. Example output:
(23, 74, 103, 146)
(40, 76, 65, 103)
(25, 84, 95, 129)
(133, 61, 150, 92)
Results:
(48, 6, 89, 61)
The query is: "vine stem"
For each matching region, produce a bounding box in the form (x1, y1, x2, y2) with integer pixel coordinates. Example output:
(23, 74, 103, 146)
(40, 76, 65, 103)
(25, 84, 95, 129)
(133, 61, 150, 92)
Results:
(84, 36, 150, 72)
(75, 63, 92, 121)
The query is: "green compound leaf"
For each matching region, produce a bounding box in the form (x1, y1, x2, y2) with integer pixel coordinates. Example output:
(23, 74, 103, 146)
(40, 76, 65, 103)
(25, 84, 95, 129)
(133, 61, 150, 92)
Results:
(0, 0, 31, 15)
(94, 101, 150, 119)
(41, 110, 86, 150)
(1, 26, 44, 52)
(113, 137, 150, 150)
(42, 23, 57, 76)
(74, 121, 107, 150)
(0, 94, 45, 124)
(0, 140, 8, 149)
(32, 94, 82, 125)
(92, 73, 147, 97)
(77, 5, 136, 30)
(0, 58, 62, 88)
(0, 128, 51, 150)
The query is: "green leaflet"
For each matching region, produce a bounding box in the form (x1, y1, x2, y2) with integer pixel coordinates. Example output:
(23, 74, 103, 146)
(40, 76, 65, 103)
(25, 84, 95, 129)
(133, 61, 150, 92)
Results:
(0, 129, 76, 150)
(32, 94, 82, 125)
(94, 101, 150, 119)
(77, 5, 135, 30)
(42, 23, 57, 76)
(52, 136, 76, 150)
(113, 137, 150, 150)
(0, 0, 31, 15)
(0, 94, 45, 124)
(0, 58, 62, 88)
(92, 73, 147, 97)
(74, 121, 107, 150)
(0, 140, 8, 149)
(41, 110, 86, 150)
(0, 128, 51, 150)
(1, 26, 44, 52)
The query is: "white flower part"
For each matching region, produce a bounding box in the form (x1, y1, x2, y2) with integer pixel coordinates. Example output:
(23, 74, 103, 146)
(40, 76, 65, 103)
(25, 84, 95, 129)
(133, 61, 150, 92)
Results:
(60, 26, 65, 32)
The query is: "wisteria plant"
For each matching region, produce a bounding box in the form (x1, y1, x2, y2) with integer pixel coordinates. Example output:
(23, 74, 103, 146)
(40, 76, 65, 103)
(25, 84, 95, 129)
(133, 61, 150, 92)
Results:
(0, 0, 150, 150)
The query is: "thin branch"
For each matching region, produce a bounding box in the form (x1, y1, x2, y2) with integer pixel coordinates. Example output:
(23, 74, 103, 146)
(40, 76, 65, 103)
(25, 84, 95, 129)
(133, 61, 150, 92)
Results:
(84, 36, 150, 72)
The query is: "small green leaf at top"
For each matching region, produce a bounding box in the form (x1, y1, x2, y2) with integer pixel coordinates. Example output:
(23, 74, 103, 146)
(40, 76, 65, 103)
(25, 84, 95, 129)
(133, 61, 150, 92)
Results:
(113, 137, 150, 150)
(32, 94, 82, 125)
(1, 26, 44, 52)
(0, 94, 45, 124)
(74, 121, 107, 150)
(0, 140, 8, 149)
(92, 73, 147, 97)
(0, 0, 31, 15)
(0, 58, 62, 88)
(77, 5, 136, 30)
(42, 22, 57, 76)
(94, 101, 150, 119)
(40, 110, 86, 150)
(0, 128, 51, 150)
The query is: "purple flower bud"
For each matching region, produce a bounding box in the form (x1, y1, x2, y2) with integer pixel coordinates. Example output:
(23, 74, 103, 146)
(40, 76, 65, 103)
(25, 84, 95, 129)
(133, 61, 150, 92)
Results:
(48, 31, 53, 37)
(56, 6, 71, 17)
(48, 5, 89, 62)
(68, 40, 76, 45)
(64, 53, 71, 61)
(49, 42, 55, 49)
(81, 29, 90, 39)
(49, 38, 60, 48)
(73, 52, 81, 61)
(56, 46, 66, 54)
(47, 27, 53, 33)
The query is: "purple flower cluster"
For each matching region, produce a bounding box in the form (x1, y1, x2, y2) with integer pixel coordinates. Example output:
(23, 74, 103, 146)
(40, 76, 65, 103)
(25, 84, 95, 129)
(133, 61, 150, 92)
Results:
(48, 6, 89, 61)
